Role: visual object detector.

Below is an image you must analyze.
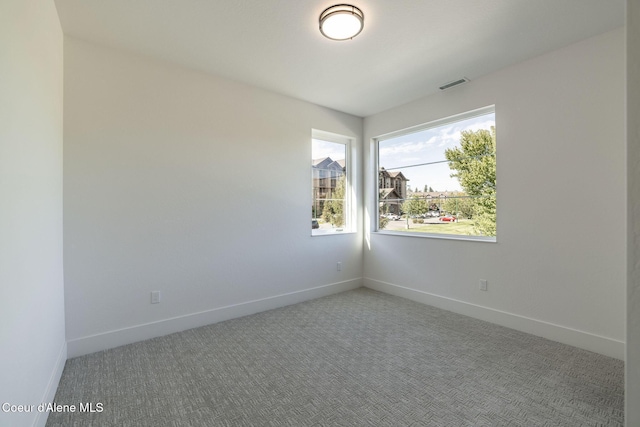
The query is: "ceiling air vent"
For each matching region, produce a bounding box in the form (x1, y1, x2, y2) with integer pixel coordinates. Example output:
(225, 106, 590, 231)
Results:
(439, 77, 469, 91)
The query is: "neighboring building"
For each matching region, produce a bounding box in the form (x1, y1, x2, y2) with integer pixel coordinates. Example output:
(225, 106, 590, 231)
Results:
(379, 188, 403, 214)
(312, 157, 345, 217)
(379, 167, 408, 214)
(379, 168, 408, 200)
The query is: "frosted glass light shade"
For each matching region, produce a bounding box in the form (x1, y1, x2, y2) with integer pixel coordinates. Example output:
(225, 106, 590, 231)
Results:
(319, 4, 364, 41)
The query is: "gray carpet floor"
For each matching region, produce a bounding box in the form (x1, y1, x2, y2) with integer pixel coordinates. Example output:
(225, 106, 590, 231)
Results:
(47, 288, 624, 426)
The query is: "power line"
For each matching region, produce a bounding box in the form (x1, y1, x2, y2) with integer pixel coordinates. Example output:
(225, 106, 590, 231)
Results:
(382, 153, 494, 171)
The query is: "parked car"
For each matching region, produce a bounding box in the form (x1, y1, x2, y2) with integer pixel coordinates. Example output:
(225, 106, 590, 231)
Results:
(312, 219, 319, 229)
(439, 216, 457, 222)
(388, 214, 401, 220)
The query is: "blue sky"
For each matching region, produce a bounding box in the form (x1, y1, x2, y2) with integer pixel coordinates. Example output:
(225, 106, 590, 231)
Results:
(311, 111, 494, 193)
(379, 113, 495, 192)
(312, 139, 345, 162)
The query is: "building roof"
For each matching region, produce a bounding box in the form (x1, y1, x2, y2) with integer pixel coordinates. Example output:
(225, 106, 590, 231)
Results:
(388, 171, 408, 181)
(313, 157, 345, 171)
(379, 188, 401, 200)
(379, 168, 409, 181)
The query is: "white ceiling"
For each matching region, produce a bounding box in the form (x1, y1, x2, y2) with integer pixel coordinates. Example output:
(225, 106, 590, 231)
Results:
(54, 0, 625, 118)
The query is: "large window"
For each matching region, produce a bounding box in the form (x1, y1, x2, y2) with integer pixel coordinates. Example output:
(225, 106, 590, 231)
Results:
(376, 106, 496, 240)
(312, 131, 352, 235)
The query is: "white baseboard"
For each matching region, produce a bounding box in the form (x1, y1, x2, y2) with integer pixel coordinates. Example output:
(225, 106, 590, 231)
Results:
(364, 277, 624, 360)
(67, 279, 362, 358)
(33, 341, 67, 427)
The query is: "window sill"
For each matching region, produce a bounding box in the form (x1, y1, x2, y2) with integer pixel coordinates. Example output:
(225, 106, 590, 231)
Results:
(312, 229, 356, 237)
(375, 230, 496, 243)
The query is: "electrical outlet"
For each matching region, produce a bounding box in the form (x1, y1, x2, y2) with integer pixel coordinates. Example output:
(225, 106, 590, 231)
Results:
(337, 262, 342, 271)
(479, 280, 488, 291)
(151, 291, 161, 304)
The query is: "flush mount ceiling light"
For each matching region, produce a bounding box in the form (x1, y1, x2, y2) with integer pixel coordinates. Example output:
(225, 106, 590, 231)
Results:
(319, 4, 364, 41)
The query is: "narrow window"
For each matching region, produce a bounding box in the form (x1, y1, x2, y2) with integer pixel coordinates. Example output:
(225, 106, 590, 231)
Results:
(312, 131, 352, 235)
(376, 106, 496, 240)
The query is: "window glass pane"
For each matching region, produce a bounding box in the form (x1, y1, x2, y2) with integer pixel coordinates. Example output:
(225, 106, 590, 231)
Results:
(312, 138, 347, 234)
(377, 110, 496, 239)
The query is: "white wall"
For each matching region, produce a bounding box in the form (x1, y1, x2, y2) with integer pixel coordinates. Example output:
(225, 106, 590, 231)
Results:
(363, 29, 626, 359)
(627, 0, 640, 424)
(63, 38, 363, 357)
(0, 1, 66, 426)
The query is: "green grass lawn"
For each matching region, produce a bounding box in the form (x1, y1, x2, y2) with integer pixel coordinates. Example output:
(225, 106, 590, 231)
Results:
(388, 218, 477, 236)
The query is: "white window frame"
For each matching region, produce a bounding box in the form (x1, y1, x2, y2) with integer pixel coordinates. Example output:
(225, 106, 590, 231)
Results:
(312, 129, 354, 236)
(373, 106, 496, 242)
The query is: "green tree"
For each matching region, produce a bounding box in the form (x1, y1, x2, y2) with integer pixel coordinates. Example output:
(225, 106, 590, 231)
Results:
(378, 200, 390, 230)
(401, 195, 428, 229)
(322, 175, 346, 227)
(442, 192, 476, 219)
(445, 127, 496, 236)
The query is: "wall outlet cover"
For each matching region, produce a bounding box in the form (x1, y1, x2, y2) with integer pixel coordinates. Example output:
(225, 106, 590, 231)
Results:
(151, 291, 161, 304)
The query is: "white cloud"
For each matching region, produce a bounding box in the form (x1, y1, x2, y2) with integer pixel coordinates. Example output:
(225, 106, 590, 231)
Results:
(377, 112, 495, 191)
(379, 140, 430, 156)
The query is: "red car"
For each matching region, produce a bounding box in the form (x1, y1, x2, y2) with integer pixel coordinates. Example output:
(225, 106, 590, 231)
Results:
(439, 216, 457, 222)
